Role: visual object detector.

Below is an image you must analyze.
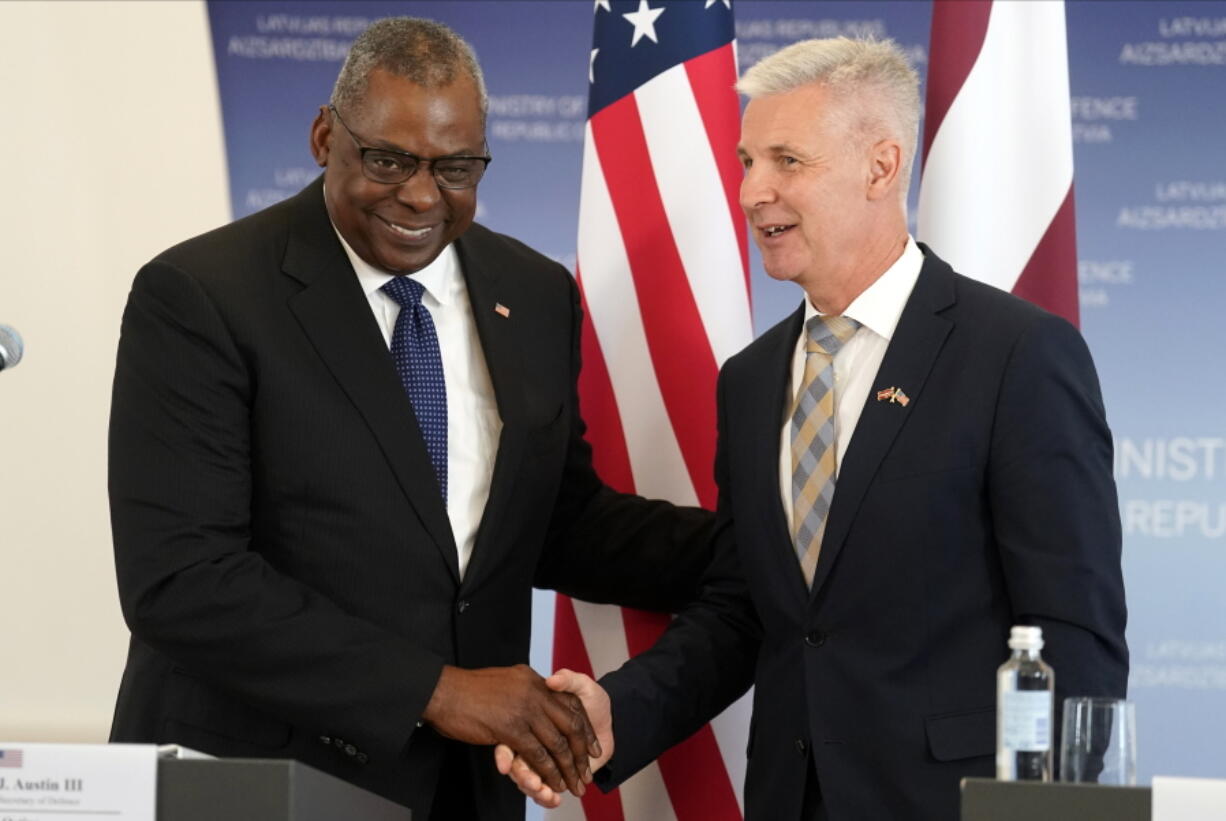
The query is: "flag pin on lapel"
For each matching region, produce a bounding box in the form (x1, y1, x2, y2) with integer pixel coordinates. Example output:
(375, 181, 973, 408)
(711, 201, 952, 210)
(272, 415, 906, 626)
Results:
(876, 386, 910, 406)
(494, 302, 510, 318)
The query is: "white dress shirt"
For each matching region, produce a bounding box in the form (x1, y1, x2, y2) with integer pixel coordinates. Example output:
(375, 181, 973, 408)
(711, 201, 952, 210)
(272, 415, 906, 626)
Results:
(779, 237, 924, 533)
(334, 229, 501, 579)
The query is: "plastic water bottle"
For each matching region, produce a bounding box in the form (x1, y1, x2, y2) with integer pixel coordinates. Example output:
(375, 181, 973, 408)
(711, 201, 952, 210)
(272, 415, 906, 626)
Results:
(996, 625, 1054, 781)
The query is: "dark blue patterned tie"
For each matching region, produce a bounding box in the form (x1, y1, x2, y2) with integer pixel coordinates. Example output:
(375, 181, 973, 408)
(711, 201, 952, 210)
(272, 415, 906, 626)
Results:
(381, 276, 447, 501)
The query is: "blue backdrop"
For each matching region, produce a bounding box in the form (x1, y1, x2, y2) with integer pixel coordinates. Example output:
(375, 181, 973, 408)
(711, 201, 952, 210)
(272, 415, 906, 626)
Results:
(206, 0, 1226, 783)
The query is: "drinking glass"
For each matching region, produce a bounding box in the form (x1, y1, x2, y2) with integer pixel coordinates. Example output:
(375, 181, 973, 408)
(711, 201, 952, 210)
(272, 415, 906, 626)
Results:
(1059, 697, 1137, 785)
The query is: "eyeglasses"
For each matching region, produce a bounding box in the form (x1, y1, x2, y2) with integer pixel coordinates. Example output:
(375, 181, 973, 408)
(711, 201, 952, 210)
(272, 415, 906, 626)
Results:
(328, 105, 491, 190)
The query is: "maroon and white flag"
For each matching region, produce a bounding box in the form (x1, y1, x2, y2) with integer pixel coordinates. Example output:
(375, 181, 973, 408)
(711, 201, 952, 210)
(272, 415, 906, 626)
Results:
(551, 1, 752, 819)
(918, 0, 1080, 326)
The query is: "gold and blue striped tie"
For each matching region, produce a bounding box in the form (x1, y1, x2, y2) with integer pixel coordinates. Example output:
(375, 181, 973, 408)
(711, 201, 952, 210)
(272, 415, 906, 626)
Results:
(791, 315, 860, 587)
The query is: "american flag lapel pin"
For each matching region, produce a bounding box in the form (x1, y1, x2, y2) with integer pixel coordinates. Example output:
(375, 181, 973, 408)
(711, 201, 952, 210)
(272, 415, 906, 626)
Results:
(876, 386, 910, 406)
(494, 302, 511, 318)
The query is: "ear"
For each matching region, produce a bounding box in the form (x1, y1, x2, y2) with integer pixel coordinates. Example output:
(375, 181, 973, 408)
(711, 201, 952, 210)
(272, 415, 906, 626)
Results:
(866, 138, 902, 202)
(309, 105, 333, 168)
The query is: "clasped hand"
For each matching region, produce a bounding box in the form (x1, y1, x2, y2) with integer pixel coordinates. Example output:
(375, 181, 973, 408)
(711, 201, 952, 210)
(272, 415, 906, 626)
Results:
(423, 664, 602, 796)
(493, 669, 613, 809)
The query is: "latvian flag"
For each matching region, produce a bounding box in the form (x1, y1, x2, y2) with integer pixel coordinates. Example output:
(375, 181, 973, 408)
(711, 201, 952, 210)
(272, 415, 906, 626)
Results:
(918, 0, 1080, 326)
(551, 1, 752, 819)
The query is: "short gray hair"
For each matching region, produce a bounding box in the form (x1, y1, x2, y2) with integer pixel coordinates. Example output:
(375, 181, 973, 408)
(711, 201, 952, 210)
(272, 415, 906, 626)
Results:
(739, 37, 920, 200)
(331, 17, 488, 120)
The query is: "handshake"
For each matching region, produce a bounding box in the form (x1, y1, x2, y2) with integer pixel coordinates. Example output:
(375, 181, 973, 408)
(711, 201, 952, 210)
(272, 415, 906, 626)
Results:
(425, 664, 609, 809)
(492, 669, 610, 809)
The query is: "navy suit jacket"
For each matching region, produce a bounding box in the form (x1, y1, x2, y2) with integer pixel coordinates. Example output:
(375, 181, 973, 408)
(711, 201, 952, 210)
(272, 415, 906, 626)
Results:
(598, 247, 1128, 821)
(108, 178, 712, 819)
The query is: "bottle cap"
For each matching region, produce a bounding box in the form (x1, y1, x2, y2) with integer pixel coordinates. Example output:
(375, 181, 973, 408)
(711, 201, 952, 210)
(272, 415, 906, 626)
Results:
(1008, 625, 1044, 651)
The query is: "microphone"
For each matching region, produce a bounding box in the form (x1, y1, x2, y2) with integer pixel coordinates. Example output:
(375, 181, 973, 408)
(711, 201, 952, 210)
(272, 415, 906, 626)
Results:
(0, 324, 24, 371)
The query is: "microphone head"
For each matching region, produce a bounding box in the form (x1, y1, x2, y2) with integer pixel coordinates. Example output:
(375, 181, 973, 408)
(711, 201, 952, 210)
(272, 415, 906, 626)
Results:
(0, 324, 24, 370)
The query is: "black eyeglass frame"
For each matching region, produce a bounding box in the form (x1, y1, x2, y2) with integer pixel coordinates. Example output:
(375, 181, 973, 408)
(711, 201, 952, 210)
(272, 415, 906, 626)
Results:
(328, 104, 492, 190)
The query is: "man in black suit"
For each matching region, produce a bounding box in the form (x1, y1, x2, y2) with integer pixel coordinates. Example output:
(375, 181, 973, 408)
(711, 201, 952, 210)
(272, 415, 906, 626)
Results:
(107, 17, 711, 820)
(499, 36, 1128, 820)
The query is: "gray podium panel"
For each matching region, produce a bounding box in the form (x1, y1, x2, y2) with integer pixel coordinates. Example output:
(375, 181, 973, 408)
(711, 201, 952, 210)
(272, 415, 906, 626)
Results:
(158, 758, 411, 821)
(961, 777, 1150, 821)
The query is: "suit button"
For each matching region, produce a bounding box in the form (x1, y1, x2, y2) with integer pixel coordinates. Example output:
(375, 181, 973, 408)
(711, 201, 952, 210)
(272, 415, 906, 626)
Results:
(457, 600, 471, 613)
(795, 738, 808, 756)
(356, 752, 369, 765)
(319, 735, 331, 746)
(333, 737, 345, 749)
(344, 744, 357, 757)
(805, 630, 826, 647)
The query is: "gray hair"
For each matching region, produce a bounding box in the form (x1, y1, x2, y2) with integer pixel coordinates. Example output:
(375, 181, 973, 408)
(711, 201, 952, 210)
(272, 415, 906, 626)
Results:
(331, 17, 488, 120)
(739, 37, 920, 200)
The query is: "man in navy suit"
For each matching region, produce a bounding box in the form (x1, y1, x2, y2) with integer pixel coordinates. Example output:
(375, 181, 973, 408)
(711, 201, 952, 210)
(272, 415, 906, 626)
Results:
(499, 36, 1128, 821)
(108, 17, 713, 821)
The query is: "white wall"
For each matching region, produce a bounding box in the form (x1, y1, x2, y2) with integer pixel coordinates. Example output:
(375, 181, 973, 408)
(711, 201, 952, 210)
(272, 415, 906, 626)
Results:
(0, 0, 229, 740)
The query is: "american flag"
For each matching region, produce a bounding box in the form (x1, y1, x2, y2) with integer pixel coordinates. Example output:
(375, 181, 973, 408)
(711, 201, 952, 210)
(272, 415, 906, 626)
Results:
(0, 748, 23, 768)
(918, 0, 1080, 326)
(552, 1, 752, 819)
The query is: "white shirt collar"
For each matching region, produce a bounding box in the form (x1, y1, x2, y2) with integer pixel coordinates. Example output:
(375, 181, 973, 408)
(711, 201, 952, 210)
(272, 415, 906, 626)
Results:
(330, 221, 461, 307)
(804, 236, 924, 342)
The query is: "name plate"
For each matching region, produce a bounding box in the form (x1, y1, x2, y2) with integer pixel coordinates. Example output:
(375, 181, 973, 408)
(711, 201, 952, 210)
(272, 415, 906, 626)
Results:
(1153, 776, 1226, 821)
(0, 743, 156, 821)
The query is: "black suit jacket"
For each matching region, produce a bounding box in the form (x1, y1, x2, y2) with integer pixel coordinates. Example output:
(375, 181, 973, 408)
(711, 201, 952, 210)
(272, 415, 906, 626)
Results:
(598, 248, 1128, 820)
(108, 178, 711, 818)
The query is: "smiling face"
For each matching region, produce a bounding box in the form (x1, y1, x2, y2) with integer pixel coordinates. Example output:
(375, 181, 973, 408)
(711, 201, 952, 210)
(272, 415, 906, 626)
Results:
(738, 82, 878, 302)
(310, 68, 485, 274)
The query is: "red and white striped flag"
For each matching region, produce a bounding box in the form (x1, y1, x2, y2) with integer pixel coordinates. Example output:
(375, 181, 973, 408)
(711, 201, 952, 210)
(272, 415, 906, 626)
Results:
(551, 1, 752, 819)
(918, 0, 1080, 325)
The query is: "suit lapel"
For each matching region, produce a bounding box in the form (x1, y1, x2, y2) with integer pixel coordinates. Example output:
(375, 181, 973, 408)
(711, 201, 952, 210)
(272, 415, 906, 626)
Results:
(281, 180, 461, 582)
(810, 249, 957, 597)
(744, 304, 815, 607)
(449, 228, 531, 586)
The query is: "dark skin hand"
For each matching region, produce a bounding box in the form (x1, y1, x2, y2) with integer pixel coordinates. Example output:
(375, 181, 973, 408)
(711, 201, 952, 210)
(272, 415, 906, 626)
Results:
(422, 664, 601, 795)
